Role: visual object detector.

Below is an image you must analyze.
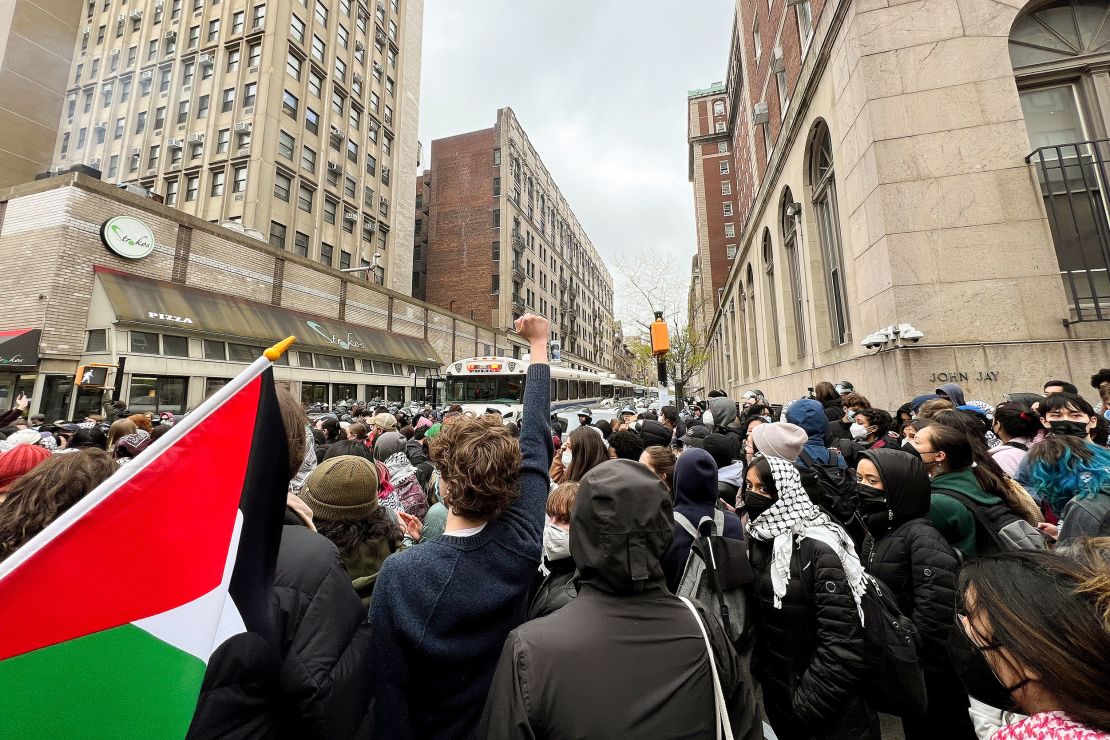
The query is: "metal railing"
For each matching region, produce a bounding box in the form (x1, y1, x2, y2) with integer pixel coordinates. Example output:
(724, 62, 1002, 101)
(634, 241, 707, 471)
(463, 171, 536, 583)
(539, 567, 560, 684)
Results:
(1026, 140, 1110, 323)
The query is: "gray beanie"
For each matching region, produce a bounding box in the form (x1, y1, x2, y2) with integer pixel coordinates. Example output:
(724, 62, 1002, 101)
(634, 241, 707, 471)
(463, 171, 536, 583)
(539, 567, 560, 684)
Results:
(751, 422, 808, 461)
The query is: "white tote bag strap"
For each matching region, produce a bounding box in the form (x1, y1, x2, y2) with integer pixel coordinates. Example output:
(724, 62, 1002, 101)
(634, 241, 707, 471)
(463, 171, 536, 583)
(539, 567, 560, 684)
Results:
(679, 596, 734, 740)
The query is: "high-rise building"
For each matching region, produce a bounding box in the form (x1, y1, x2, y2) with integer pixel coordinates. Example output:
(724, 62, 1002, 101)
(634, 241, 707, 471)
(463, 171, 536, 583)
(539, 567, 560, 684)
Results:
(411, 168, 429, 299)
(424, 108, 615, 371)
(0, 0, 83, 188)
(50, 0, 423, 294)
(694, 0, 1110, 410)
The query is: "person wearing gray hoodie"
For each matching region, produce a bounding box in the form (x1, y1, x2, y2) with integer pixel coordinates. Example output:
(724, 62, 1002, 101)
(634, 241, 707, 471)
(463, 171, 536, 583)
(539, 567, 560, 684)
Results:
(708, 397, 744, 458)
(935, 383, 966, 407)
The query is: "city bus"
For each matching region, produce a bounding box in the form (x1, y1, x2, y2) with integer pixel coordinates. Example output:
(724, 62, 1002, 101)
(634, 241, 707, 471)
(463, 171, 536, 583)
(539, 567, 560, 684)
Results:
(442, 356, 604, 420)
(600, 377, 634, 405)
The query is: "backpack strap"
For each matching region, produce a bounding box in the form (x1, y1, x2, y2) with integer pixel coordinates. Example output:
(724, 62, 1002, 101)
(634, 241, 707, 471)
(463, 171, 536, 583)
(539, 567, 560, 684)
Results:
(938, 490, 1006, 550)
(673, 511, 699, 539)
(1004, 441, 1029, 452)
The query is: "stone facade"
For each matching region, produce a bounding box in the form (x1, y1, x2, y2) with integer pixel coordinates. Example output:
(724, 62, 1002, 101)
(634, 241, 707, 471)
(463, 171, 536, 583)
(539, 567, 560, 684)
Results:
(0, 173, 509, 417)
(697, 0, 1110, 410)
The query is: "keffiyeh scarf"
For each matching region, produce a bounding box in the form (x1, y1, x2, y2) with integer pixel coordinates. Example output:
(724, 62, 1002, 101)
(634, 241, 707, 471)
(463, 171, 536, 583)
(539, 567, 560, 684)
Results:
(746, 455, 867, 623)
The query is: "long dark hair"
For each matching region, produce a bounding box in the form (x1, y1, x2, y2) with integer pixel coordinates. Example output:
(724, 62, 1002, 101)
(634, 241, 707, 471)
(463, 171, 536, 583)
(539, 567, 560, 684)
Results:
(565, 426, 609, 482)
(958, 552, 1110, 732)
(315, 507, 403, 562)
(814, 381, 839, 404)
(993, 402, 1041, 439)
(931, 411, 1013, 497)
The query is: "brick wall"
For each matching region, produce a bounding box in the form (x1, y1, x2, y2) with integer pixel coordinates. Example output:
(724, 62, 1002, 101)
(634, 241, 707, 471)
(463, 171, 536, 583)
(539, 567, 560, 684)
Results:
(425, 127, 498, 325)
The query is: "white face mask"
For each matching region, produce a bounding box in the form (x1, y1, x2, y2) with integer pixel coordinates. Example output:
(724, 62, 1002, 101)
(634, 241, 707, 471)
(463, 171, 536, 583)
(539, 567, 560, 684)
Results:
(850, 422, 871, 440)
(561, 450, 573, 468)
(543, 520, 571, 562)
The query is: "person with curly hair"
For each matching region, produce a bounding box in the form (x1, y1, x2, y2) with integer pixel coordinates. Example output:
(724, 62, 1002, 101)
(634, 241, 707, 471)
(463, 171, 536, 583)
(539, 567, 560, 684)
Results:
(369, 314, 553, 740)
(1091, 368, 1110, 422)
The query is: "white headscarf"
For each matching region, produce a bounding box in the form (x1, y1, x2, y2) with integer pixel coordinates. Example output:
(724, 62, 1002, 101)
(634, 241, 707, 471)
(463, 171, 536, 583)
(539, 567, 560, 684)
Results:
(746, 455, 866, 623)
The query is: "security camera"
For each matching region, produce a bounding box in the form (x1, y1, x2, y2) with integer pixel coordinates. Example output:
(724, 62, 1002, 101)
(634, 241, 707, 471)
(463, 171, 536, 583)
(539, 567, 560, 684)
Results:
(901, 324, 924, 342)
(374, 252, 382, 260)
(861, 333, 884, 349)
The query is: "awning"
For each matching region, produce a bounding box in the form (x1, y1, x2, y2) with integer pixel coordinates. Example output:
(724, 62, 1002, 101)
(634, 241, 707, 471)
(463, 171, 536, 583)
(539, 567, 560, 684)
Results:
(95, 268, 441, 367)
(0, 329, 41, 370)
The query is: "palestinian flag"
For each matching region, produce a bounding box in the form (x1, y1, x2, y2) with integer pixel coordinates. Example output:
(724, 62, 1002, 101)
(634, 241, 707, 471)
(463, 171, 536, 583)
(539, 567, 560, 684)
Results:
(0, 338, 293, 738)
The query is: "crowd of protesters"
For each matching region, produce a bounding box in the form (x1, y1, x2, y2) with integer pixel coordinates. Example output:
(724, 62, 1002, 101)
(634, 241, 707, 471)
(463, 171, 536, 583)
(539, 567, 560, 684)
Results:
(0, 317, 1108, 739)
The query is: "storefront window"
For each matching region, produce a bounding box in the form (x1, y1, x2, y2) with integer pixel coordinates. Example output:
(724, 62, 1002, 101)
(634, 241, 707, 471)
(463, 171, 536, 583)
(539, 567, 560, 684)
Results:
(228, 343, 259, 363)
(204, 378, 229, 398)
(163, 334, 190, 357)
(301, 382, 328, 406)
(131, 331, 160, 354)
(128, 375, 187, 414)
(366, 385, 385, 402)
(316, 354, 343, 370)
(204, 340, 226, 360)
(85, 329, 108, 352)
(40, 376, 74, 422)
(74, 386, 105, 420)
(386, 386, 404, 402)
(0, 374, 36, 412)
(298, 352, 315, 368)
(332, 383, 357, 404)
(361, 359, 372, 372)
(342, 357, 356, 371)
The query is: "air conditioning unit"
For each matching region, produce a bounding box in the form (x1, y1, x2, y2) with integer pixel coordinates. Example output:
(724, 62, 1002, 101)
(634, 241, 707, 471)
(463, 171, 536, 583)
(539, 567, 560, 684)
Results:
(381, 166, 390, 178)
(130, 147, 141, 156)
(375, 30, 387, 44)
(785, 0, 809, 5)
(110, 50, 119, 60)
(130, 9, 144, 19)
(352, 72, 362, 84)
(355, 39, 365, 51)
(242, 106, 254, 114)
(117, 14, 127, 22)
(165, 30, 176, 39)
(140, 70, 153, 81)
(198, 52, 214, 65)
(234, 121, 253, 133)
(377, 0, 386, 10)
(368, 119, 380, 131)
(771, 46, 785, 72)
(327, 161, 341, 172)
(94, 120, 107, 129)
(83, 25, 91, 36)
(67, 92, 77, 102)
(167, 137, 183, 148)
(155, 0, 164, 7)
(89, 158, 101, 167)
(752, 101, 770, 125)
(373, 61, 383, 74)
(344, 211, 358, 221)
(365, 219, 377, 232)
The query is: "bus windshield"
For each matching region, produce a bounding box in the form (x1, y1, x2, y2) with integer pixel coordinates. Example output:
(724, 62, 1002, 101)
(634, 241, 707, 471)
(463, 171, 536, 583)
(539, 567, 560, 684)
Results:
(446, 376, 525, 405)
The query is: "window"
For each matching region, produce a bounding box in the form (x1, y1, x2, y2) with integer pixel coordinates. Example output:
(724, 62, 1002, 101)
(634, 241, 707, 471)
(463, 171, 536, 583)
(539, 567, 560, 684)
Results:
(248, 41, 261, 67)
(724, 202, 734, 216)
(221, 87, 235, 111)
(290, 14, 305, 41)
(294, 231, 309, 256)
(334, 57, 346, 81)
(243, 82, 257, 106)
(188, 25, 199, 49)
(232, 10, 244, 34)
(713, 100, 725, 116)
(320, 242, 333, 266)
(725, 223, 735, 238)
(210, 170, 225, 195)
(233, 166, 247, 193)
(720, 161, 730, 175)
(753, 19, 761, 61)
(163, 334, 189, 357)
(108, 154, 118, 177)
(274, 171, 291, 200)
(308, 70, 322, 97)
(721, 181, 732, 195)
(286, 52, 302, 79)
(278, 130, 295, 159)
(298, 183, 313, 212)
(344, 176, 356, 198)
(348, 106, 360, 130)
(86, 328, 108, 353)
(493, 176, 500, 196)
(183, 60, 195, 86)
(228, 343, 258, 363)
(165, 178, 179, 205)
(338, 25, 348, 48)
(227, 46, 240, 69)
(186, 175, 199, 200)
(314, 0, 328, 25)
(306, 107, 319, 134)
(323, 198, 337, 223)
(154, 106, 166, 130)
(762, 228, 782, 365)
(797, 0, 814, 48)
(726, 244, 737, 260)
(776, 66, 789, 118)
(130, 331, 160, 354)
(301, 145, 316, 172)
(282, 89, 298, 117)
(120, 77, 132, 102)
(204, 339, 226, 360)
(252, 4, 265, 29)
(216, 128, 230, 153)
(492, 208, 500, 228)
(346, 139, 358, 162)
(492, 240, 500, 261)
(365, 153, 376, 175)
(715, 121, 726, 133)
(809, 121, 850, 345)
(311, 34, 325, 62)
(177, 100, 189, 124)
(340, 250, 351, 269)
(782, 186, 807, 358)
(190, 141, 203, 159)
(269, 221, 287, 249)
(331, 90, 344, 115)
(491, 274, 500, 294)
(197, 95, 209, 118)
(207, 18, 220, 42)
(114, 117, 125, 139)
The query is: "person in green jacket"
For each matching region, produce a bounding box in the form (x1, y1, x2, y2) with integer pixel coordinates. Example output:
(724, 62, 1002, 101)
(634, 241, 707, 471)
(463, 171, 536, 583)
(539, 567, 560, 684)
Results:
(912, 423, 1009, 558)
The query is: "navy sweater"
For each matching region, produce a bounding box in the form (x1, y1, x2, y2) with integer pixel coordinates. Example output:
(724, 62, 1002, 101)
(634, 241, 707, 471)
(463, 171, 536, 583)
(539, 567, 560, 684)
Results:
(370, 364, 552, 739)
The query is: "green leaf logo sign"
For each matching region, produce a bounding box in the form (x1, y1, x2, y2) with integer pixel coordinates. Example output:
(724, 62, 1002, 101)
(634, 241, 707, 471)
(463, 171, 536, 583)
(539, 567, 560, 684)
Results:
(101, 215, 156, 259)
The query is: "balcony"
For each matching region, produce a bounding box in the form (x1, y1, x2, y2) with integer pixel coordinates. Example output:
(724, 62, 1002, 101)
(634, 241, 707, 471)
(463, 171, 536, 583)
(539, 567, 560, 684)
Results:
(1026, 140, 1110, 323)
(512, 233, 526, 253)
(512, 293, 525, 313)
(512, 260, 525, 281)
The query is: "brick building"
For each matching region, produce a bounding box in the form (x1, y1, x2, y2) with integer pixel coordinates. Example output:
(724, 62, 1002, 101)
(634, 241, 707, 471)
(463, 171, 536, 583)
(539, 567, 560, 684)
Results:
(411, 168, 429, 299)
(44, 0, 424, 294)
(694, 0, 1110, 409)
(424, 108, 616, 372)
(0, 173, 509, 420)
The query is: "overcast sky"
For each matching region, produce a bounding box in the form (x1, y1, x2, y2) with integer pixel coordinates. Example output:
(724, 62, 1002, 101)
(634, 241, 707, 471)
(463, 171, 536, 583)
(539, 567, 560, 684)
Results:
(417, 0, 735, 323)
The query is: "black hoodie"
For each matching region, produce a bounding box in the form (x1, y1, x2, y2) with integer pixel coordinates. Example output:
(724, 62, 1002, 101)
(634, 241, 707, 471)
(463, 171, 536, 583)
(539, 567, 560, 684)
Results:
(480, 460, 761, 739)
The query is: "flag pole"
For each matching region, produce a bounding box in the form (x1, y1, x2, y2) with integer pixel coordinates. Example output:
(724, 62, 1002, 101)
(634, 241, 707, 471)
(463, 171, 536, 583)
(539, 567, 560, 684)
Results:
(0, 337, 297, 581)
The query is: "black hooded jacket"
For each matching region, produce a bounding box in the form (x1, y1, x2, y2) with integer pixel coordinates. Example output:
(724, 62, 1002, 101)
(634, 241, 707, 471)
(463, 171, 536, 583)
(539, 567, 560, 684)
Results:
(660, 447, 745, 593)
(481, 460, 761, 740)
(858, 449, 961, 669)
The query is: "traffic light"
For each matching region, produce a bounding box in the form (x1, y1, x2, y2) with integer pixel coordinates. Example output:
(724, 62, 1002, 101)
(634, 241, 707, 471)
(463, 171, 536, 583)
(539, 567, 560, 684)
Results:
(75, 365, 110, 388)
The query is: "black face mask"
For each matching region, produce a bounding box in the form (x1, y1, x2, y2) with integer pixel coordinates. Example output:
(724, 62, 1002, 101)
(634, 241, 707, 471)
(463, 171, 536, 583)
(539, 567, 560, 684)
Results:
(857, 484, 891, 530)
(1048, 420, 1089, 438)
(744, 492, 773, 521)
(947, 616, 1026, 713)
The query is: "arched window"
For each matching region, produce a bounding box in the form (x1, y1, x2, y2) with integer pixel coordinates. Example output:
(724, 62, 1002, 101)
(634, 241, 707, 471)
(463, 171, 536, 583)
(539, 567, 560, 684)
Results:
(746, 265, 760, 377)
(1011, 0, 1110, 321)
(781, 187, 807, 358)
(762, 229, 782, 366)
(808, 122, 850, 345)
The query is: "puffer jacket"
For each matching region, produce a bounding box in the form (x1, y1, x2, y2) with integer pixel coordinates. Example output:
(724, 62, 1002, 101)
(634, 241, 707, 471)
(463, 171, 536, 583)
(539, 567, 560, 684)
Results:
(481, 460, 762, 740)
(750, 536, 876, 739)
(187, 519, 373, 739)
(527, 555, 577, 619)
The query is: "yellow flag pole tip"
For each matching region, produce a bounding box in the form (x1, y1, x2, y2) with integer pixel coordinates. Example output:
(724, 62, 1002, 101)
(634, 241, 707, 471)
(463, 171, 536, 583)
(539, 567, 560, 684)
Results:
(265, 336, 296, 361)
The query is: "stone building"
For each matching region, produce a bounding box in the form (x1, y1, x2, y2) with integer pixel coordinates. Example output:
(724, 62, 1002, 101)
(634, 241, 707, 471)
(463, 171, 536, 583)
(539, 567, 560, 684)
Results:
(411, 168, 429, 299)
(45, 0, 423, 294)
(695, 0, 1110, 410)
(424, 107, 616, 372)
(0, 173, 508, 420)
